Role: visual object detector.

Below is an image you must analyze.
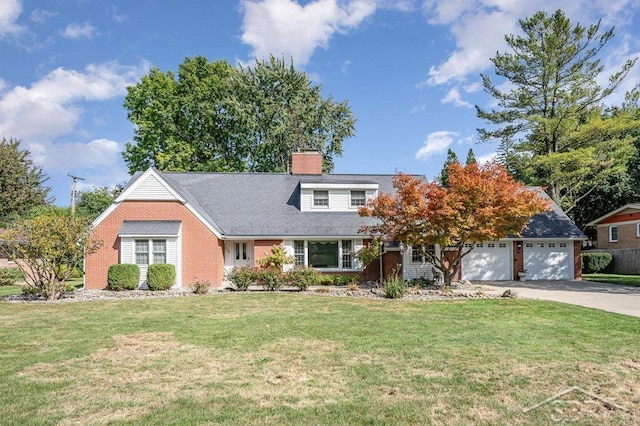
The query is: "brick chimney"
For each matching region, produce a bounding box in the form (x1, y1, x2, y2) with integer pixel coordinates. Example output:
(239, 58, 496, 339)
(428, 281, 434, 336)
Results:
(291, 151, 323, 175)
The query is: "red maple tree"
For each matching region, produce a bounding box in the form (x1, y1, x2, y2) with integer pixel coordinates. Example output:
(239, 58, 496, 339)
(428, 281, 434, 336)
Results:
(359, 162, 550, 286)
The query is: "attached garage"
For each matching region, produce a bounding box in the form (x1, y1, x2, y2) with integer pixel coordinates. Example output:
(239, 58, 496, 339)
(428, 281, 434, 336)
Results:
(523, 241, 572, 280)
(462, 242, 512, 281)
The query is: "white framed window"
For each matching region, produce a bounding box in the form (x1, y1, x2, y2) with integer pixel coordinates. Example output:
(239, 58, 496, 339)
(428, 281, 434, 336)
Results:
(313, 190, 329, 207)
(135, 240, 149, 265)
(548, 242, 556, 248)
(411, 245, 435, 263)
(537, 242, 544, 248)
(559, 242, 567, 248)
(637, 223, 640, 237)
(475, 243, 483, 248)
(350, 191, 366, 207)
(525, 242, 533, 248)
(609, 226, 618, 243)
(294, 240, 357, 269)
(153, 240, 166, 263)
(498, 243, 507, 248)
(487, 243, 496, 248)
(294, 240, 305, 266)
(135, 239, 167, 266)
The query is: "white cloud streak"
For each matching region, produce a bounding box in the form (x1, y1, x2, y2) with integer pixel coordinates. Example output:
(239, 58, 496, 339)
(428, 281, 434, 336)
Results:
(0, 0, 23, 38)
(415, 130, 458, 160)
(240, 0, 376, 66)
(62, 22, 98, 39)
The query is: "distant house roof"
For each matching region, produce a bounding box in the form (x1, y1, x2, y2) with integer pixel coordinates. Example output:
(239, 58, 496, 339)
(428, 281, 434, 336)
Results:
(585, 203, 640, 227)
(118, 220, 181, 237)
(116, 170, 585, 240)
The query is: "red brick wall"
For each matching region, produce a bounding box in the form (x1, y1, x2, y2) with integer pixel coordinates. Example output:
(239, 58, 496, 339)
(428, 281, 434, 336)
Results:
(596, 223, 640, 249)
(573, 241, 582, 280)
(366, 251, 402, 282)
(291, 152, 323, 175)
(513, 241, 524, 278)
(253, 240, 284, 265)
(85, 200, 224, 289)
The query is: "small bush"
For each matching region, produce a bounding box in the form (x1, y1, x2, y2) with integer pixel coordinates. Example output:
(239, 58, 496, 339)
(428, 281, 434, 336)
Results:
(286, 266, 321, 291)
(107, 264, 139, 291)
(147, 264, 176, 291)
(0, 267, 24, 286)
(227, 266, 257, 291)
(383, 269, 405, 299)
(258, 268, 285, 291)
(331, 273, 360, 286)
(317, 274, 335, 286)
(64, 282, 78, 292)
(69, 267, 83, 279)
(191, 279, 212, 295)
(346, 282, 359, 292)
(581, 252, 612, 274)
(257, 245, 294, 269)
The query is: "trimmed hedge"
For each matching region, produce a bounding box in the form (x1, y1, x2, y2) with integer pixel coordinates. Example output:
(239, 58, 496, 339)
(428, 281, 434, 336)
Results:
(581, 252, 612, 274)
(107, 264, 140, 291)
(147, 263, 176, 291)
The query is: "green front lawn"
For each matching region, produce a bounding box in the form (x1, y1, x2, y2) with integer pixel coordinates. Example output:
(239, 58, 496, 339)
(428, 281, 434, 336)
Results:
(0, 285, 21, 296)
(583, 273, 640, 286)
(1, 294, 638, 425)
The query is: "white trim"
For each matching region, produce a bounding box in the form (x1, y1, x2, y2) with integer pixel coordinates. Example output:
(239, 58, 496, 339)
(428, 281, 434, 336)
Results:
(115, 168, 186, 203)
(596, 219, 640, 227)
(609, 225, 618, 243)
(637, 223, 640, 238)
(349, 190, 367, 209)
(586, 203, 640, 226)
(301, 182, 379, 190)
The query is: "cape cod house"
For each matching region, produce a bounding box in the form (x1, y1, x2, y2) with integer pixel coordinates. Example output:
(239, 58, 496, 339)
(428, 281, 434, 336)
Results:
(85, 152, 586, 289)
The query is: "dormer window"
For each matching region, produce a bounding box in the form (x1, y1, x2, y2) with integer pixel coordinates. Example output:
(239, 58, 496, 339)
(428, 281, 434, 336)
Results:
(350, 191, 366, 207)
(313, 190, 329, 207)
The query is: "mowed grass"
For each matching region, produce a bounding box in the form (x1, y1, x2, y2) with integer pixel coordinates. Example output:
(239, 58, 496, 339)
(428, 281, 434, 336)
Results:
(583, 273, 640, 287)
(1, 294, 639, 425)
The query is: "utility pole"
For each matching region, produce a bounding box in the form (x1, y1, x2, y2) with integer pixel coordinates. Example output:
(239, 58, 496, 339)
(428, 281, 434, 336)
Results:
(68, 173, 85, 215)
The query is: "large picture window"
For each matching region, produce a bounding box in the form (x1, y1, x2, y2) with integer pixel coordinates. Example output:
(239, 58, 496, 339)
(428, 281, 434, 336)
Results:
(294, 240, 356, 269)
(309, 241, 339, 268)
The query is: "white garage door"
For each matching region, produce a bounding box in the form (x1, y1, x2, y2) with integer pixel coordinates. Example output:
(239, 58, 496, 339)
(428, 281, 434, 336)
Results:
(524, 241, 572, 280)
(462, 242, 512, 281)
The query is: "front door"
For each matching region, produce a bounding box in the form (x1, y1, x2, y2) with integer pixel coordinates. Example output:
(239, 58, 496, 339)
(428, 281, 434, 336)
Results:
(233, 241, 251, 267)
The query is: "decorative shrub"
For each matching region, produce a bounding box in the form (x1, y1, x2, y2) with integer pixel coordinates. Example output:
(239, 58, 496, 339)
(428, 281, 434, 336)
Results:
(257, 245, 294, 269)
(258, 268, 285, 291)
(69, 267, 83, 279)
(107, 264, 139, 291)
(191, 279, 212, 295)
(147, 264, 176, 291)
(0, 267, 24, 286)
(346, 282, 359, 292)
(383, 269, 405, 299)
(227, 266, 257, 291)
(286, 266, 321, 291)
(331, 273, 360, 286)
(581, 252, 612, 274)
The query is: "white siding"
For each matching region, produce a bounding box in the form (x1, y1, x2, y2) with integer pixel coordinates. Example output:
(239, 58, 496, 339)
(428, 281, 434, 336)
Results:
(121, 238, 133, 264)
(402, 246, 438, 281)
(283, 240, 295, 272)
(300, 188, 379, 212)
(120, 236, 180, 289)
(128, 174, 178, 200)
(353, 239, 364, 270)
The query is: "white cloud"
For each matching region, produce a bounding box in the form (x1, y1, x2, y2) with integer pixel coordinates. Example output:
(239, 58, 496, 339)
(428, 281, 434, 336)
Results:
(0, 0, 23, 38)
(415, 130, 458, 160)
(422, 0, 640, 86)
(30, 9, 58, 24)
(476, 151, 497, 165)
(240, 0, 376, 66)
(441, 87, 471, 108)
(411, 104, 426, 113)
(0, 61, 149, 172)
(62, 22, 98, 39)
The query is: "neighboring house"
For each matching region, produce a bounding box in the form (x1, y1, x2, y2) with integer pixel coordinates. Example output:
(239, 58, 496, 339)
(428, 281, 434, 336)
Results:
(85, 152, 586, 289)
(586, 203, 640, 249)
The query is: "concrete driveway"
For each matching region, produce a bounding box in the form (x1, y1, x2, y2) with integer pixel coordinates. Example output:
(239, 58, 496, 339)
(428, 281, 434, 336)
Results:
(481, 280, 640, 318)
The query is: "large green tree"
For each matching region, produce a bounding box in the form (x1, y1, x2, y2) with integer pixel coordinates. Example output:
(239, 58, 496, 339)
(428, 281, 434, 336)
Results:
(477, 10, 637, 212)
(123, 56, 355, 174)
(76, 186, 123, 221)
(0, 138, 51, 227)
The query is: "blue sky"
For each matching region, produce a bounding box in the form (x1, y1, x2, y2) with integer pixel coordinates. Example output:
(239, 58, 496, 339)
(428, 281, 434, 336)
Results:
(2, 0, 640, 206)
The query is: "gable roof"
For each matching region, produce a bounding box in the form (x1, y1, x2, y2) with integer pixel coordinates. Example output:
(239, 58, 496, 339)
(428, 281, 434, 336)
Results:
(520, 189, 586, 239)
(585, 203, 640, 227)
(113, 169, 586, 240)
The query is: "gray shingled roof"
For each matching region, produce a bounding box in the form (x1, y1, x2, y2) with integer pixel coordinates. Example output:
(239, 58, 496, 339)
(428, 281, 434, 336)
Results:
(119, 220, 182, 236)
(124, 171, 585, 240)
